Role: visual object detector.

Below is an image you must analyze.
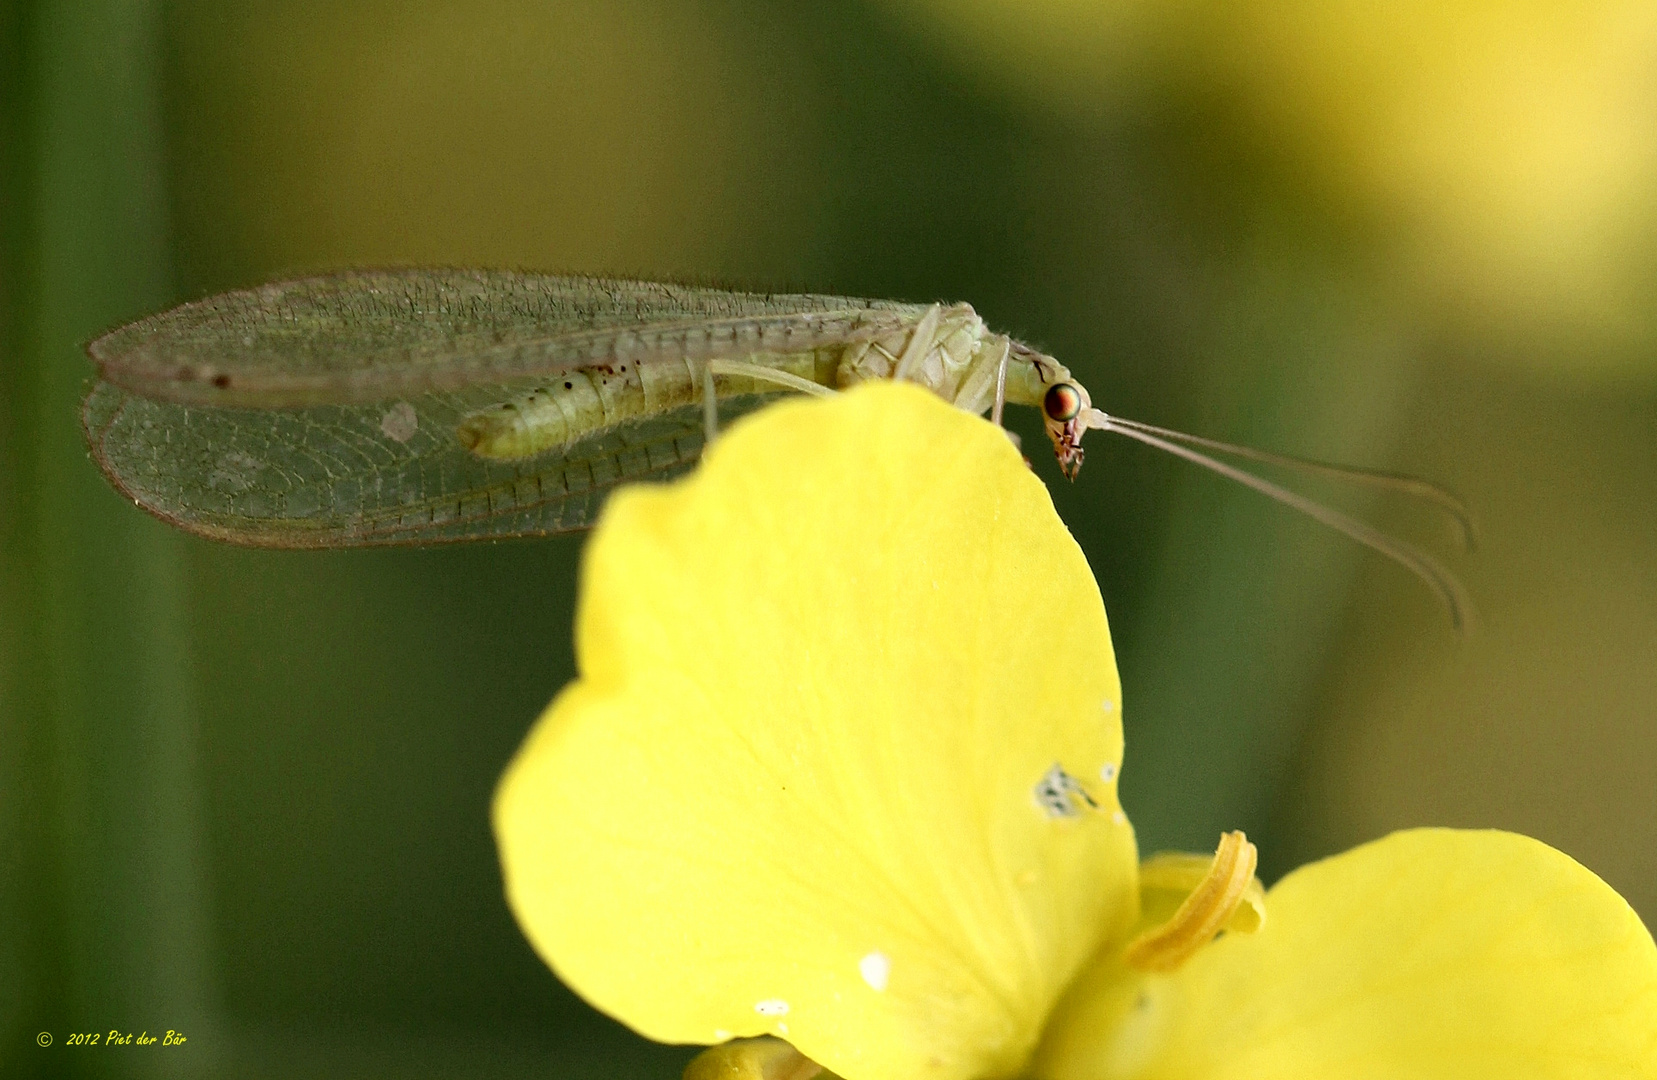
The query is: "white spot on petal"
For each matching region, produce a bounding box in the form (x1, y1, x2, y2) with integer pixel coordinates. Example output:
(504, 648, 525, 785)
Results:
(1113, 810, 1127, 825)
(778, 1022, 789, 1035)
(714, 1030, 731, 1041)
(1102, 699, 1115, 712)
(755, 999, 789, 1017)
(1100, 763, 1117, 782)
(859, 951, 891, 991)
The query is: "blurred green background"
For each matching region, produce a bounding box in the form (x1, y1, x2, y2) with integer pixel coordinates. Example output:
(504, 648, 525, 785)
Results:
(3, 0, 1654, 1076)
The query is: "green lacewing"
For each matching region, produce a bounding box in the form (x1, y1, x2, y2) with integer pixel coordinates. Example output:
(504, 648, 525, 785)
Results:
(82, 268, 1473, 627)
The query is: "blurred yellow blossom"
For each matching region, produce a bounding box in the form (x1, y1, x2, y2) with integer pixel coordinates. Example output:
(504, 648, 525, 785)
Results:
(874, 0, 1657, 370)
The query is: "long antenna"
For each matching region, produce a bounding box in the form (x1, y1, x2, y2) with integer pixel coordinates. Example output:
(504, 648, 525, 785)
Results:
(1104, 415, 1477, 551)
(1084, 410, 1475, 634)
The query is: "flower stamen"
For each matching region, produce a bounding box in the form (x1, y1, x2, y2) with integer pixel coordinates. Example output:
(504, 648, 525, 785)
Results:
(1124, 831, 1261, 973)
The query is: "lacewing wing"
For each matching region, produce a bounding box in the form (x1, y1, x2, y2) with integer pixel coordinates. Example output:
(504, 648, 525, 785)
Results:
(84, 267, 1476, 628)
(82, 269, 929, 547)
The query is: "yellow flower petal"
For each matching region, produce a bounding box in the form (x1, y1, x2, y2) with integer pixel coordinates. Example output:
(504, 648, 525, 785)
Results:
(1034, 828, 1657, 1080)
(494, 383, 1137, 1080)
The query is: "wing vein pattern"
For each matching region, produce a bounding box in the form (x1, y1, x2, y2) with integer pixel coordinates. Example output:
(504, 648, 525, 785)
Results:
(85, 270, 926, 546)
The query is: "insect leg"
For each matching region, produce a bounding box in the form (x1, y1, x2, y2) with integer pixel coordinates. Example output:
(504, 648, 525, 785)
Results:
(701, 361, 718, 444)
(991, 340, 1010, 426)
(706, 360, 835, 398)
(892, 305, 943, 382)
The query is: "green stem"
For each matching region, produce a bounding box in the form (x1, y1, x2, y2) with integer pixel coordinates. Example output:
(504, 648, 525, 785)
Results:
(4, 0, 217, 1074)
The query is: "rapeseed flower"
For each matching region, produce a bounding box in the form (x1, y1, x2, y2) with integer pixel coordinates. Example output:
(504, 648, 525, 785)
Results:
(494, 382, 1657, 1080)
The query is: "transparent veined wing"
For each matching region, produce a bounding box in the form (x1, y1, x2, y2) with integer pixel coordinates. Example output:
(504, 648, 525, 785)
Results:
(83, 270, 928, 546)
(82, 381, 789, 547)
(88, 269, 924, 406)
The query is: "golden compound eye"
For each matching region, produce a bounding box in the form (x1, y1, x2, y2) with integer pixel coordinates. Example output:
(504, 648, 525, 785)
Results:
(1043, 382, 1082, 422)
